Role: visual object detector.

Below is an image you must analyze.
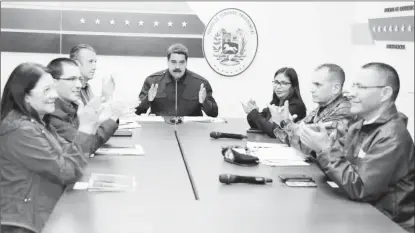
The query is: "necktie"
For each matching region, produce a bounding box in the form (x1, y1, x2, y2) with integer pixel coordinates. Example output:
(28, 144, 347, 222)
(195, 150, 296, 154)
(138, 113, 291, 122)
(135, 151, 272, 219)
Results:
(80, 84, 93, 105)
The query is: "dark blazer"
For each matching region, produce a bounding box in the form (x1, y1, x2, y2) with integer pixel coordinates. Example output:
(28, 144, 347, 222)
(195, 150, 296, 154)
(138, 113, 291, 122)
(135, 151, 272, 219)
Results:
(247, 92, 306, 138)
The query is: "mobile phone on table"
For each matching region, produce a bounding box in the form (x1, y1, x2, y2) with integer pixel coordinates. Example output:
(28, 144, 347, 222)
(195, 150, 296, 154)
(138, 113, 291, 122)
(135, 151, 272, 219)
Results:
(246, 128, 265, 134)
(285, 180, 317, 187)
(113, 130, 133, 137)
(279, 175, 317, 187)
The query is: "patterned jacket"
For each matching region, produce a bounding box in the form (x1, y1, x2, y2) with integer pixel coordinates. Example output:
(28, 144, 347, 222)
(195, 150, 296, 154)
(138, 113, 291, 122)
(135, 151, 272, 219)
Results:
(273, 94, 352, 155)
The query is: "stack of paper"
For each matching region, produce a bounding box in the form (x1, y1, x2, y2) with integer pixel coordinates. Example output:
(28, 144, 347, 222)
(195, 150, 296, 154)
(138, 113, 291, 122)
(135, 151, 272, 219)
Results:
(87, 173, 136, 192)
(135, 115, 165, 122)
(246, 142, 309, 166)
(93, 144, 145, 156)
(183, 116, 227, 123)
(118, 121, 141, 129)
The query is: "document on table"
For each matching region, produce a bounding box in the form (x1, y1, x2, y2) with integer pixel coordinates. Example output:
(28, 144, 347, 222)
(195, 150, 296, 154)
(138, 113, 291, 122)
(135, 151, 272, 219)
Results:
(183, 116, 227, 123)
(118, 121, 141, 129)
(120, 115, 165, 123)
(135, 115, 165, 122)
(93, 144, 145, 156)
(246, 142, 309, 166)
(74, 173, 136, 192)
(246, 141, 285, 149)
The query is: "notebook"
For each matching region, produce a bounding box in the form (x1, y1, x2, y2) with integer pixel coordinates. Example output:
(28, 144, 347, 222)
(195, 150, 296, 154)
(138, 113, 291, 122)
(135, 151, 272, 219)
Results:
(93, 144, 145, 156)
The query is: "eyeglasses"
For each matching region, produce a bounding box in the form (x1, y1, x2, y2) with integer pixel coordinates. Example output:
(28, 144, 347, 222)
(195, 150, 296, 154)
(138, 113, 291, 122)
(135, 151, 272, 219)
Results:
(272, 80, 291, 87)
(351, 83, 387, 90)
(57, 76, 82, 82)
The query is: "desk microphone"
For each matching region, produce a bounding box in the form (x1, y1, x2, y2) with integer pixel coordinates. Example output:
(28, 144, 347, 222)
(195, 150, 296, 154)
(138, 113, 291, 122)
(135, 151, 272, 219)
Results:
(210, 131, 247, 140)
(219, 174, 273, 185)
(170, 116, 183, 124)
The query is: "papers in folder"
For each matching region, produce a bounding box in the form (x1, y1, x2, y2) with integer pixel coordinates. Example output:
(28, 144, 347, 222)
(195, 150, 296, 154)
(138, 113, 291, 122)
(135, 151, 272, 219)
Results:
(87, 173, 136, 192)
(183, 116, 227, 123)
(94, 144, 145, 156)
(246, 142, 309, 166)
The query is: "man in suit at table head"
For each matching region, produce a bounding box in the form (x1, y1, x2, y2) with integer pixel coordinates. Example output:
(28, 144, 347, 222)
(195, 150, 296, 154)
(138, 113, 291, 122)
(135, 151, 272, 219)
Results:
(46, 58, 135, 154)
(270, 63, 352, 156)
(299, 62, 414, 232)
(69, 44, 115, 105)
(134, 43, 219, 117)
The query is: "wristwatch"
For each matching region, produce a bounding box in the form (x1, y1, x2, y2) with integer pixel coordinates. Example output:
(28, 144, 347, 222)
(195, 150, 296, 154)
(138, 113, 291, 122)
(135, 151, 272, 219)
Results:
(280, 119, 291, 129)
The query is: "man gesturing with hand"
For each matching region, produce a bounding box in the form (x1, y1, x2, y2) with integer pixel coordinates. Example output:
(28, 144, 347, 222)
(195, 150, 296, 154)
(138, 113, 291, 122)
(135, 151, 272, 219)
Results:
(135, 44, 218, 117)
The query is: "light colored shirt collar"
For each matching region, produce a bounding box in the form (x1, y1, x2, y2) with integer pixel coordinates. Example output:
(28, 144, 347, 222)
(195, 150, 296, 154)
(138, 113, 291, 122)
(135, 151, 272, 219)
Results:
(363, 115, 380, 125)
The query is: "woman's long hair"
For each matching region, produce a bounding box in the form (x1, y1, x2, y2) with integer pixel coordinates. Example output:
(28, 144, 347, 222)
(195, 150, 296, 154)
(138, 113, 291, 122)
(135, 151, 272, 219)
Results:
(271, 67, 304, 106)
(0, 62, 51, 123)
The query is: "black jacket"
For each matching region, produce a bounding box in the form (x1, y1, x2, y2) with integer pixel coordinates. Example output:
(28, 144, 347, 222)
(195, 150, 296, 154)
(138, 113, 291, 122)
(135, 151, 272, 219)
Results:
(135, 69, 218, 117)
(247, 91, 306, 138)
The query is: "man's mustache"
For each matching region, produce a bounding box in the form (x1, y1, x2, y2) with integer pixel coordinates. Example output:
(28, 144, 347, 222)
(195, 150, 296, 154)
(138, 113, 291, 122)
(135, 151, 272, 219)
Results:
(173, 69, 182, 72)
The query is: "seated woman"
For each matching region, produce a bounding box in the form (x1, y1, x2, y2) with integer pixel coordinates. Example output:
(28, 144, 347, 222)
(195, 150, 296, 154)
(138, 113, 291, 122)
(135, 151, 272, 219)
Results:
(0, 63, 101, 233)
(242, 67, 306, 138)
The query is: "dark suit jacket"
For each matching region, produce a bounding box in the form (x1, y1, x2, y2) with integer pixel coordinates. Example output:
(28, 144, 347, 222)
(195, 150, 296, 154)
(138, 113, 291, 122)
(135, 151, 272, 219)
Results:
(135, 69, 218, 117)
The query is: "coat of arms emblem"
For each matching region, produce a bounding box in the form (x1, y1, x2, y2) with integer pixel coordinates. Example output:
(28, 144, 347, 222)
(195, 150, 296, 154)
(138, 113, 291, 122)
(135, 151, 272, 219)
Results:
(203, 8, 258, 77)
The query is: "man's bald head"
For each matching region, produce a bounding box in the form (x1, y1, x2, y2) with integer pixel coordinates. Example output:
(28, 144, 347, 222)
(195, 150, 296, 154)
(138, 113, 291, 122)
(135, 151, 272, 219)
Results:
(311, 63, 345, 105)
(315, 63, 345, 87)
(361, 62, 400, 101)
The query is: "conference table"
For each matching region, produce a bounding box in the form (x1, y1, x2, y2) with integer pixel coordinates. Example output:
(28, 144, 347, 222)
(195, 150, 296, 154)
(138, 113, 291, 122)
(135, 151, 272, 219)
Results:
(42, 117, 408, 233)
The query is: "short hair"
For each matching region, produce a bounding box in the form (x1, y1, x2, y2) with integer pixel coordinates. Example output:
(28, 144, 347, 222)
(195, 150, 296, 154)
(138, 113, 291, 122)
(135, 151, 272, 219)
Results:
(47, 58, 79, 80)
(362, 62, 400, 101)
(315, 63, 346, 86)
(69, 44, 96, 61)
(0, 63, 51, 121)
(167, 43, 188, 61)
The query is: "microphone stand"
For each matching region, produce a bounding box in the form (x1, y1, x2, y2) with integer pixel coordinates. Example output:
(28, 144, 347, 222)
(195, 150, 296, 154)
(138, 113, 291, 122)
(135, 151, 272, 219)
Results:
(171, 78, 182, 125)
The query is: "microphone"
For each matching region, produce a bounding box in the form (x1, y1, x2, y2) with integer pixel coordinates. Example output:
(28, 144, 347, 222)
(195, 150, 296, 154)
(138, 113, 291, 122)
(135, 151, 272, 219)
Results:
(219, 174, 273, 185)
(169, 116, 183, 124)
(175, 79, 178, 118)
(210, 131, 247, 140)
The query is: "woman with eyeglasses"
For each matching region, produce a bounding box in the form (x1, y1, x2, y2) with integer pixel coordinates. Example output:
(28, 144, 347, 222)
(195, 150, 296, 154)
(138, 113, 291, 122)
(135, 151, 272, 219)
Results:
(0, 63, 102, 233)
(242, 67, 307, 138)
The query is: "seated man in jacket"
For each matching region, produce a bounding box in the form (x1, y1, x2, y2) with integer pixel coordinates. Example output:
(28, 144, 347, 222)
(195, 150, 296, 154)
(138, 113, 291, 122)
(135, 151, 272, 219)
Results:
(47, 58, 133, 154)
(134, 43, 218, 117)
(298, 62, 414, 232)
(270, 63, 352, 156)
